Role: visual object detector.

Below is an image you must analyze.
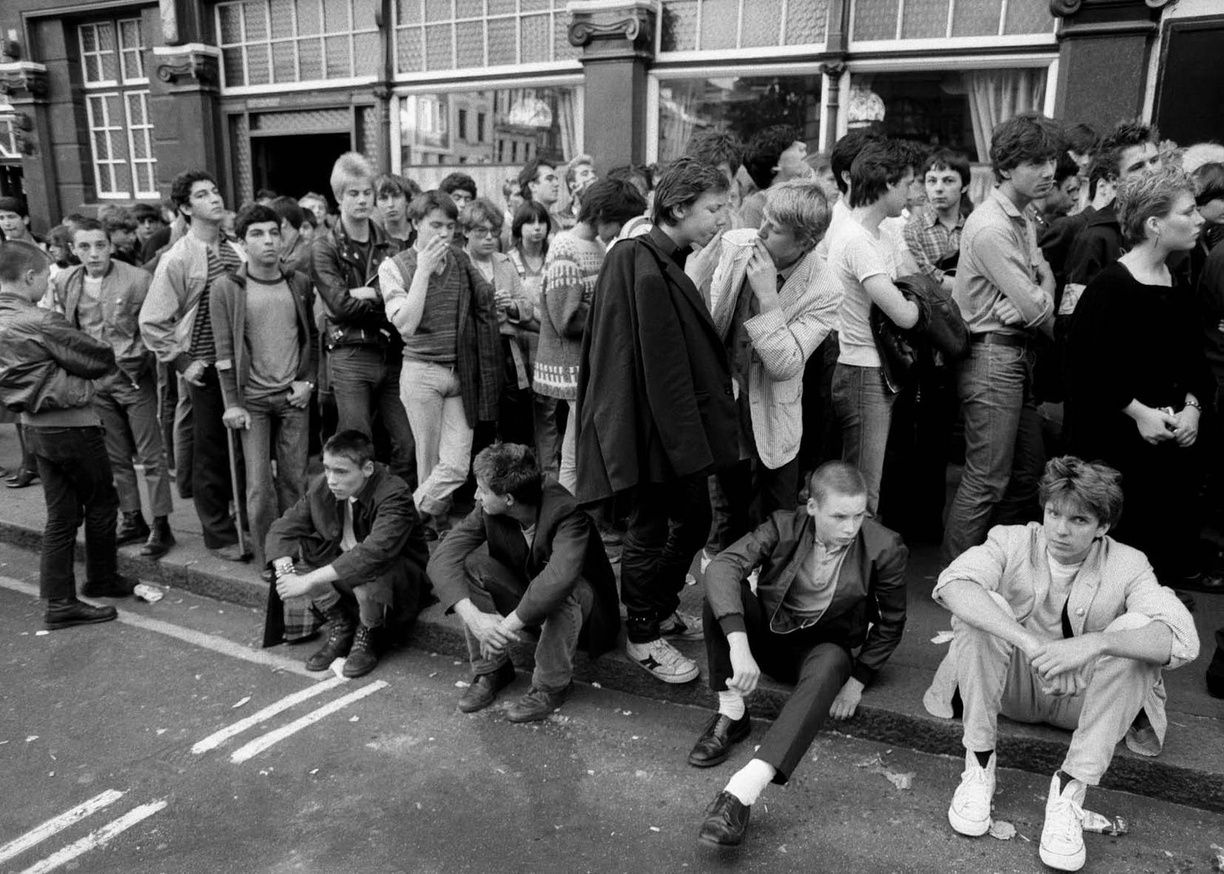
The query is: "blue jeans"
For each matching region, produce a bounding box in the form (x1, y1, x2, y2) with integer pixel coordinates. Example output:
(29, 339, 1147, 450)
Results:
(327, 345, 416, 488)
(832, 363, 895, 515)
(26, 425, 119, 601)
(95, 376, 174, 518)
(240, 393, 309, 569)
(942, 342, 1045, 564)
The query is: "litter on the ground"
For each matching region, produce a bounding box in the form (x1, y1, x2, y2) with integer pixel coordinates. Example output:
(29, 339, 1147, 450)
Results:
(854, 752, 915, 791)
(134, 583, 165, 603)
(930, 631, 955, 645)
(988, 821, 1017, 840)
(1211, 843, 1224, 872)
(1081, 809, 1128, 836)
(232, 696, 251, 709)
(455, 681, 470, 688)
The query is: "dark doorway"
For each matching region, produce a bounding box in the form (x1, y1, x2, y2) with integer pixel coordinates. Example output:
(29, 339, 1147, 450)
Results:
(252, 133, 351, 204)
(1154, 20, 1224, 147)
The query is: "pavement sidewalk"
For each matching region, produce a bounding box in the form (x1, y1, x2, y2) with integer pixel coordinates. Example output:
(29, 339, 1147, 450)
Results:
(1, 428, 1220, 812)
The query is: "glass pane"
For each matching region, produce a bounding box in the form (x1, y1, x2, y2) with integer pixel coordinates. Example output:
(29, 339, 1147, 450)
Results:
(1005, 0, 1054, 35)
(487, 16, 515, 65)
(112, 162, 132, 196)
(425, 0, 453, 21)
(950, 0, 1002, 36)
(521, 0, 548, 10)
(223, 48, 247, 85)
(901, 0, 947, 38)
(457, 0, 483, 16)
(107, 99, 129, 160)
(137, 163, 156, 195)
(553, 12, 577, 61)
(354, 31, 378, 74)
(397, 0, 421, 25)
(853, 70, 978, 159)
(273, 40, 298, 81)
(244, 1, 269, 40)
(324, 35, 350, 76)
(520, 14, 549, 63)
(741, 0, 782, 47)
(97, 21, 117, 54)
(353, 0, 378, 30)
(395, 28, 422, 72)
(456, 20, 483, 68)
(93, 129, 110, 162)
(488, 0, 515, 13)
(84, 54, 102, 84)
(119, 20, 143, 52)
(299, 38, 324, 77)
(218, 5, 244, 42)
(322, 0, 348, 33)
(784, 0, 825, 44)
(853, 0, 899, 40)
(424, 23, 453, 69)
(247, 43, 271, 84)
(80, 25, 97, 55)
(98, 24, 119, 81)
(125, 92, 146, 127)
(661, 0, 697, 51)
(270, 0, 295, 39)
(297, 0, 321, 35)
(699, 0, 737, 50)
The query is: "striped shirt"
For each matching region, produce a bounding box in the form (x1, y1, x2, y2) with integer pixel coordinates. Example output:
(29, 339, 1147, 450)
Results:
(191, 243, 241, 363)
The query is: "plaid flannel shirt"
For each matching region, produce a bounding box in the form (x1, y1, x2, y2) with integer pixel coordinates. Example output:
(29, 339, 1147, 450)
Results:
(903, 203, 965, 284)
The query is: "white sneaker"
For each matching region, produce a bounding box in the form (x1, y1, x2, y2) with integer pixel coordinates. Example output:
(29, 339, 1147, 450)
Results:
(1040, 772, 1087, 871)
(626, 638, 700, 684)
(658, 610, 704, 640)
(948, 749, 995, 836)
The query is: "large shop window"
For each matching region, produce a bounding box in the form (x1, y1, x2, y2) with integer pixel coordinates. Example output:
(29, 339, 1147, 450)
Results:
(660, 0, 829, 52)
(79, 19, 157, 199)
(657, 74, 822, 164)
(216, 0, 380, 87)
(394, 0, 578, 75)
(850, 0, 1053, 42)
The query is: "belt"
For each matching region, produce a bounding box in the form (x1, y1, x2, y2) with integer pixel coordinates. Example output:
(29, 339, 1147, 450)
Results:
(970, 332, 1028, 348)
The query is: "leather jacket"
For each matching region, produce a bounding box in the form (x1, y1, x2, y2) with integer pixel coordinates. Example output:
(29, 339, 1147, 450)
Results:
(310, 219, 401, 350)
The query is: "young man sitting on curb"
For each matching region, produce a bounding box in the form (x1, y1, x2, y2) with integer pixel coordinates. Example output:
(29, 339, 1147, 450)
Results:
(692, 461, 908, 847)
(265, 430, 431, 677)
(427, 442, 620, 722)
(924, 456, 1198, 872)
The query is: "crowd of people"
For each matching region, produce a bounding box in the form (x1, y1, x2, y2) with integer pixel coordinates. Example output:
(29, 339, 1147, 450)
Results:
(1, 108, 1223, 870)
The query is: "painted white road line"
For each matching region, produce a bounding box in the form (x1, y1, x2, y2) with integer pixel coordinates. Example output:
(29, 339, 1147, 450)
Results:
(0, 575, 315, 678)
(17, 799, 168, 874)
(192, 675, 348, 755)
(0, 790, 125, 865)
(229, 680, 389, 764)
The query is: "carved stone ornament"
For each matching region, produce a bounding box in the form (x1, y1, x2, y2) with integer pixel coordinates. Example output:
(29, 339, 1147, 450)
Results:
(0, 62, 49, 101)
(1049, 0, 1082, 15)
(153, 45, 220, 88)
(820, 62, 847, 80)
(566, 1, 656, 51)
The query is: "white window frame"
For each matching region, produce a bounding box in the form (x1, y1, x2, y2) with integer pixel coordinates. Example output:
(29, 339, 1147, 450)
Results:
(654, 0, 830, 64)
(846, 0, 1058, 52)
(80, 17, 157, 200)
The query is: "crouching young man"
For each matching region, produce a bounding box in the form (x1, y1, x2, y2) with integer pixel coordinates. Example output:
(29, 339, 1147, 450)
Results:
(693, 461, 908, 847)
(265, 430, 431, 678)
(924, 456, 1198, 872)
(427, 443, 620, 722)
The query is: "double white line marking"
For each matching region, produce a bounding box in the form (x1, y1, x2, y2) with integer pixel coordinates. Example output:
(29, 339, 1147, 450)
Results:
(0, 790, 166, 874)
(193, 676, 389, 763)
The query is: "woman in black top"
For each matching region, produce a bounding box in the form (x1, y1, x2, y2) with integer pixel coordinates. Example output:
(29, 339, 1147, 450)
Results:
(1066, 165, 1223, 594)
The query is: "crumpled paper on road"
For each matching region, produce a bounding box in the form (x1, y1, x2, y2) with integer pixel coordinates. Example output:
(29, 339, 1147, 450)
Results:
(854, 753, 915, 791)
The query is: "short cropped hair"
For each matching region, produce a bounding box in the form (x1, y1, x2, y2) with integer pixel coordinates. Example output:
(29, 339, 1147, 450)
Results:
(0, 239, 50, 282)
(460, 197, 503, 232)
(1064, 122, 1099, 156)
(1096, 120, 1160, 181)
(807, 461, 867, 505)
(440, 172, 478, 199)
(511, 200, 552, 249)
(1192, 163, 1224, 207)
(170, 170, 218, 218)
(1054, 151, 1080, 186)
(71, 217, 107, 239)
(0, 196, 29, 217)
(652, 157, 728, 227)
(374, 173, 416, 202)
(408, 190, 459, 222)
(920, 148, 972, 189)
(518, 157, 557, 201)
(763, 180, 830, 246)
(132, 203, 162, 224)
(848, 141, 914, 208)
(101, 206, 136, 234)
(270, 196, 305, 230)
(830, 130, 885, 195)
(472, 442, 543, 506)
(743, 125, 802, 190)
(323, 429, 375, 467)
(234, 203, 281, 240)
(684, 130, 743, 178)
(1039, 456, 1124, 528)
(990, 112, 1064, 182)
(329, 152, 375, 201)
(1116, 165, 1195, 247)
(578, 178, 647, 227)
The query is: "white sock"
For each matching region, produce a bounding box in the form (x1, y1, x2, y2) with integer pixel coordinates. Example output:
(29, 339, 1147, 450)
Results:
(724, 758, 776, 806)
(717, 690, 746, 721)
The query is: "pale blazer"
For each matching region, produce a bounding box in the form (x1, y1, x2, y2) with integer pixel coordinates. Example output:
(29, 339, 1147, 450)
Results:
(923, 523, 1199, 758)
(706, 228, 842, 469)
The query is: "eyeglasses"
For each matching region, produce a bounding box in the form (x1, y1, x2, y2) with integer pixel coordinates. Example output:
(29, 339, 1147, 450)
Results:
(467, 226, 496, 239)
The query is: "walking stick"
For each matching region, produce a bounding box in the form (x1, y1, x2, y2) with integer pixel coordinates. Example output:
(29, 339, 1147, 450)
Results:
(224, 426, 247, 558)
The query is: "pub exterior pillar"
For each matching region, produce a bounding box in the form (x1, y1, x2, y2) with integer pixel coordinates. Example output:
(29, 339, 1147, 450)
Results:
(0, 61, 55, 232)
(149, 43, 223, 198)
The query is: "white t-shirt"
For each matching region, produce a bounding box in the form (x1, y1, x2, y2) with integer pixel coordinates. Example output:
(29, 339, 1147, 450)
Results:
(828, 217, 901, 367)
(1028, 554, 1083, 636)
(340, 497, 358, 552)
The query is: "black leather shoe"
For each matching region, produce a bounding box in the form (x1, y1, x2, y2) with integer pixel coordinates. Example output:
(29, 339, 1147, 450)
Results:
(45, 599, 118, 630)
(342, 625, 380, 678)
(458, 661, 515, 713)
(6, 469, 37, 488)
(116, 511, 151, 545)
(698, 790, 751, 847)
(688, 712, 751, 767)
(305, 608, 356, 671)
(81, 574, 137, 598)
(140, 517, 175, 558)
(506, 684, 570, 723)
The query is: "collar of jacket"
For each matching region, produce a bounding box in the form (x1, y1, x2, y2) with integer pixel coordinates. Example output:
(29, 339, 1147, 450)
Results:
(646, 224, 690, 269)
(1084, 201, 1119, 229)
(222, 262, 301, 289)
(332, 219, 391, 265)
(345, 462, 390, 511)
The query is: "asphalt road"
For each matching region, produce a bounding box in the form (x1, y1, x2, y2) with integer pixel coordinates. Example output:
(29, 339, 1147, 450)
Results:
(0, 546, 1221, 874)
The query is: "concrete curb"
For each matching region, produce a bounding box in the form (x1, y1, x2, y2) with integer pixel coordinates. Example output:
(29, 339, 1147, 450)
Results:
(5, 518, 1222, 813)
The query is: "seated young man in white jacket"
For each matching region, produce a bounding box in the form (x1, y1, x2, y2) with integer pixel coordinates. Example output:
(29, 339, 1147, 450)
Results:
(688, 179, 844, 549)
(924, 456, 1199, 872)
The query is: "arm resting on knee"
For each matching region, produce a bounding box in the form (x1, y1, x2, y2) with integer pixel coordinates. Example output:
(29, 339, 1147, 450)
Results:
(1098, 618, 1173, 667)
(939, 578, 1044, 659)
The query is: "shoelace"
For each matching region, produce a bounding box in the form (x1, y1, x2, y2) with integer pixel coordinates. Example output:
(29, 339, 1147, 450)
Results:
(1047, 794, 1085, 843)
(649, 640, 690, 666)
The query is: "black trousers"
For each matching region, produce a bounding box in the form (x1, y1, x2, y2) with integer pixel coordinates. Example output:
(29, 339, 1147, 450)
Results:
(27, 425, 118, 600)
(703, 582, 852, 783)
(186, 367, 240, 550)
(620, 474, 710, 642)
(711, 455, 801, 551)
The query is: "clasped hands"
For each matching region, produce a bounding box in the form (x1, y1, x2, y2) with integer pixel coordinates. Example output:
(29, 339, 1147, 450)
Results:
(459, 602, 524, 661)
(1023, 634, 1102, 697)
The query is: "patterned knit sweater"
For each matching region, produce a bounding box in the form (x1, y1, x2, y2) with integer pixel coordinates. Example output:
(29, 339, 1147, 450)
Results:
(532, 231, 605, 401)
